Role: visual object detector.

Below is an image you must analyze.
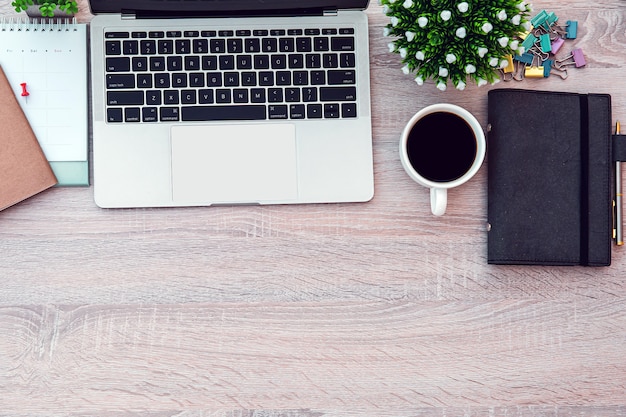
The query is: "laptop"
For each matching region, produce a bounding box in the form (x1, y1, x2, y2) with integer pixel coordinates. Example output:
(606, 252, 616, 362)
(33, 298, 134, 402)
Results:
(88, 0, 374, 208)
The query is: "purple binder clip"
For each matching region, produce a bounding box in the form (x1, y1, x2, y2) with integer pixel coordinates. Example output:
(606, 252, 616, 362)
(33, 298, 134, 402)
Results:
(556, 48, 586, 69)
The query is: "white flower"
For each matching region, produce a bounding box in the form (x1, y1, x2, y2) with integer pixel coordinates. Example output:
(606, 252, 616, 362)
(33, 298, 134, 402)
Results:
(477, 78, 488, 87)
(511, 14, 521, 25)
(522, 21, 532, 31)
(403, 0, 413, 8)
(436, 81, 447, 91)
(482, 22, 493, 33)
(405, 31, 416, 41)
(489, 57, 499, 66)
(517, 46, 526, 54)
(382, 5, 390, 14)
(509, 40, 519, 50)
(497, 10, 507, 21)
(456, 81, 466, 90)
(456, 27, 467, 38)
(402, 65, 410, 74)
(465, 64, 476, 74)
(415, 51, 425, 60)
(478, 47, 488, 58)
(517, 1, 526, 11)
(457, 2, 469, 13)
(441, 10, 452, 21)
(498, 36, 509, 47)
(399, 48, 407, 58)
(387, 43, 395, 53)
(439, 67, 449, 77)
(446, 53, 457, 63)
(415, 76, 424, 85)
(390, 16, 399, 26)
(500, 59, 509, 68)
(491, 78, 501, 85)
(383, 27, 392, 36)
(418, 17, 428, 27)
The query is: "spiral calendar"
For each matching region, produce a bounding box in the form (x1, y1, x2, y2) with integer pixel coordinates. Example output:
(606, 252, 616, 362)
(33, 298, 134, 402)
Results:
(0, 17, 88, 186)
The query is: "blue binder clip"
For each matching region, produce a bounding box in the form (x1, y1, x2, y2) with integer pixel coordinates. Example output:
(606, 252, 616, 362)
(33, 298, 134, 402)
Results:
(565, 20, 578, 39)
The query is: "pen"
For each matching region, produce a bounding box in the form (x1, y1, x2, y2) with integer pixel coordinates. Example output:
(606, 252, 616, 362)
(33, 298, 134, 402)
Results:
(616, 121, 623, 246)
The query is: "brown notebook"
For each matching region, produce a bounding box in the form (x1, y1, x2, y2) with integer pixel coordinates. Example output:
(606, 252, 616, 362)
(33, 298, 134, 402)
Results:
(0, 65, 57, 211)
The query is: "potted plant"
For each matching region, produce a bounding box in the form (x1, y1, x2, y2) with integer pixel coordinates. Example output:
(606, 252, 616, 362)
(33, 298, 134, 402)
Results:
(12, 0, 78, 18)
(382, 0, 532, 90)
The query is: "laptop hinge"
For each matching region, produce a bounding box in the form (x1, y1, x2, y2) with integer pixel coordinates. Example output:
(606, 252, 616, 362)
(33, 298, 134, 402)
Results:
(121, 12, 136, 20)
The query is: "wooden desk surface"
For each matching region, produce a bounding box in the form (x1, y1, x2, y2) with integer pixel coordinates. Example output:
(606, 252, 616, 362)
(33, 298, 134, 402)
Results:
(1, 0, 625, 415)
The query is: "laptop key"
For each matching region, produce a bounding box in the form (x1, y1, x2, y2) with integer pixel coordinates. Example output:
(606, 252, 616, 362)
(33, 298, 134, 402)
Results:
(307, 104, 323, 118)
(331, 37, 355, 51)
(107, 74, 135, 89)
(342, 103, 357, 118)
(106, 57, 130, 72)
(105, 40, 121, 55)
(324, 103, 340, 118)
(160, 107, 180, 121)
(290, 104, 305, 119)
(107, 108, 123, 122)
(107, 91, 144, 105)
(328, 70, 356, 85)
(142, 107, 158, 122)
(269, 105, 288, 119)
(320, 86, 356, 101)
(125, 108, 141, 122)
(182, 105, 266, 121)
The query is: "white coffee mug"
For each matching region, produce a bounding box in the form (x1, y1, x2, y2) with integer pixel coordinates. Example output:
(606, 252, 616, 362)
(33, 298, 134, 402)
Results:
(399, 103, 486, 216)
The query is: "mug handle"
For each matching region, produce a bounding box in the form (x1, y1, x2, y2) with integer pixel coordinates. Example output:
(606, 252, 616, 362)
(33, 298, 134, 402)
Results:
(430, 188, 447, 216)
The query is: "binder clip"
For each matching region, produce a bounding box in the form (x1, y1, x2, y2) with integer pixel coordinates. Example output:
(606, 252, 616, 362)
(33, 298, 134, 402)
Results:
(524, 66, 545, 78)
(543, 59, 568, 79)
(539, 33, 552, 53)
(555, 48, 586, 69)
(551, 37, 565, 54)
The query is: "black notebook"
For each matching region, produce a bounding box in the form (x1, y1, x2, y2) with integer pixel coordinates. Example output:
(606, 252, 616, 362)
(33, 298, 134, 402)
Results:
(487, 89, 613, 266)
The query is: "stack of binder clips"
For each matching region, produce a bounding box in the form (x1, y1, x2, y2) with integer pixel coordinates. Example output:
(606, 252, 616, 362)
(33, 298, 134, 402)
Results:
(501, 10, 583, 81)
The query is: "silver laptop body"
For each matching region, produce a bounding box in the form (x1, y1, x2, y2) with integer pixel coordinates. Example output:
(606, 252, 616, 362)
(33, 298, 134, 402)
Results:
(89, 0, 374, 208)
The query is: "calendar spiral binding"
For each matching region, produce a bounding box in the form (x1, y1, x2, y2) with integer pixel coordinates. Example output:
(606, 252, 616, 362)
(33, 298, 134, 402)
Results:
(0, 17, 78, 32)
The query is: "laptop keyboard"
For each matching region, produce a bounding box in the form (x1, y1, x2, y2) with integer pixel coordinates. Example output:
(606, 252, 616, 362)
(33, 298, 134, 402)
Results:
(104, 27, 358, 123)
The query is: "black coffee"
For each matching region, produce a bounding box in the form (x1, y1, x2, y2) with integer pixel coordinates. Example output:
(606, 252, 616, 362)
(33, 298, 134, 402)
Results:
(406, 111, 477, 182)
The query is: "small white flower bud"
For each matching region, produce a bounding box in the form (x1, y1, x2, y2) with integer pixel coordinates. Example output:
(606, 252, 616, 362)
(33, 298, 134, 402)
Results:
(390, 16, 399, 26)
(456, 81, 466, 90)
(446, 53, 456, 63)
(437, 81, 447, 91)
(482, 22, 493, 33)
(405, 31, 416, 41)
(439, 67, 449, 77)
(489, 57, 499, 66)
(415, 76, 424, 85)
(456, 27, 467, 38)
(383, 27, 392, 36)
(415, 51, 425, 60)
(441, 10, 452, 21)
(418, 17, 428, 27)
(478, 47, 488, 58)
(457, 2, 469, 13)
(497, 10, 507, 21)
(500, 59, 509, 68)
(498, 36, 509, 47)
(511, 14, 521, 25)
(399, 48, 407, 58)
(403, 0, 413, 8)
(387, 43, 396, 53)
(465, 64, 476, 74)
(402, 65, 411, 74)
(477, 78, 488, 87)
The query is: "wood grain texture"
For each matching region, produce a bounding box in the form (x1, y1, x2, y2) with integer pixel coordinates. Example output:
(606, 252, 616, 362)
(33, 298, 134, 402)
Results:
(1, 0, 625, 416)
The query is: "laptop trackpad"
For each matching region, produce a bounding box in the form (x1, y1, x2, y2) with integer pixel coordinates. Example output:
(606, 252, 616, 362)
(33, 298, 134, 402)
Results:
(171, 124, 298, 204)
